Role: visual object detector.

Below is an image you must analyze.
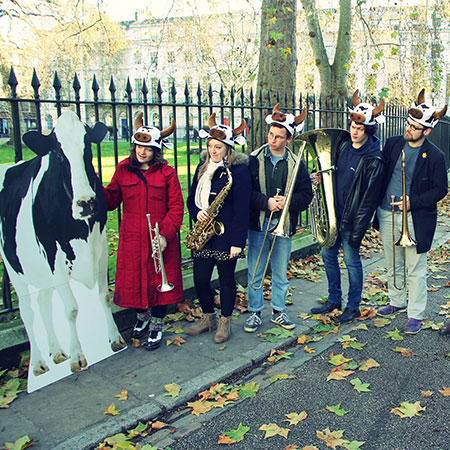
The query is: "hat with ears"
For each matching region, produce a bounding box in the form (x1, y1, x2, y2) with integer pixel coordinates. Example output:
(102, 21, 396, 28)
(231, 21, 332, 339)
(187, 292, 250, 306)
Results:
(349, 90, 385, 126)
(408, 88, 447, 129)
(132, 112, 175, 150)
(265, 103, 307, 135)
(198, 113, 247, 147)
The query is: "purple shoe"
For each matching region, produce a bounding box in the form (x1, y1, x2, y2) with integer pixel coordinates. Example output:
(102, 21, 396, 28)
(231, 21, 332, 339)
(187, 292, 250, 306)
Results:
(376, 305, 407, 317)
(404, 318, 421, 335)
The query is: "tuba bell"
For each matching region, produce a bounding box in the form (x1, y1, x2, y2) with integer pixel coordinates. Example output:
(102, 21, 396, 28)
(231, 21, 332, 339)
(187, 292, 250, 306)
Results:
(295, 128, 350, 248)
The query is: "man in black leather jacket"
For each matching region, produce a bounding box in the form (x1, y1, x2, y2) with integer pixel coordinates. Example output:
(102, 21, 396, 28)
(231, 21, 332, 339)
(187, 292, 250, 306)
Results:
(311, 91, 385, 323)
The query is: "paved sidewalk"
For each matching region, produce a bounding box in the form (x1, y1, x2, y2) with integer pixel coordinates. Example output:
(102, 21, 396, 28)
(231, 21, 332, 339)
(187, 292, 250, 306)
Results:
(1, 222, 449, 450)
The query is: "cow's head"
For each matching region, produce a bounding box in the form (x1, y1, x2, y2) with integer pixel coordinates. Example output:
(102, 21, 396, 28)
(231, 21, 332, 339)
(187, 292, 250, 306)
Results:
(23, 111, 107, 220)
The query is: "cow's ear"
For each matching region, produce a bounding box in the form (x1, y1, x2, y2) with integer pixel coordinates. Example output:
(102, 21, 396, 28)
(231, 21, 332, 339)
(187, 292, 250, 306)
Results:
(88, 123, 108, 144)
(22, 131, 53, 157)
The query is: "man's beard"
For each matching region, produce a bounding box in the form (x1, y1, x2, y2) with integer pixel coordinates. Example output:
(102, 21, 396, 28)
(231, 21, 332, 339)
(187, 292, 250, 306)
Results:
(404, 131, 424, 143)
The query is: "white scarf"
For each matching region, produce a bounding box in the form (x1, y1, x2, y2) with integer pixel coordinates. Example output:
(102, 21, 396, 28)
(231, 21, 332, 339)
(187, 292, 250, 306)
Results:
(195, 160, 224, 210)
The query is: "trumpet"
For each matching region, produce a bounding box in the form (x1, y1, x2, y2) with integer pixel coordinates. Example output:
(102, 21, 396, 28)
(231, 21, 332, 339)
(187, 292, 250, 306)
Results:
(392, 150, 417, 290)
(250, 141, 307, 290)
(147, 214, 174, 292)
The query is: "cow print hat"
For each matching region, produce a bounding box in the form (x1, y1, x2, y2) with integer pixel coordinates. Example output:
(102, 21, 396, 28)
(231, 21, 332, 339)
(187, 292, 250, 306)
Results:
(132, 112, 175, 150)
(198, 113, 247, 148)
(349, 90, 385, 126)
(408, 88, 447, 129)
(265, 103, 307, 136)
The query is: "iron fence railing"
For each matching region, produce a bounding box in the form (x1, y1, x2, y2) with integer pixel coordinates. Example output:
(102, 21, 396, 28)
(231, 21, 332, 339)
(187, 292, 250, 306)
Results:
(0, 67, 449, 315)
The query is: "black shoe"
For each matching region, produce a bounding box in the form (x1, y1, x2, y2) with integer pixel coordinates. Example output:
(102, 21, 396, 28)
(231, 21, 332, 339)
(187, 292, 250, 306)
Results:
(311, 301, 341, 315)
(335, 307, 361, 323)
(146, 321, 163, 350)
(132, 318, 150, 339)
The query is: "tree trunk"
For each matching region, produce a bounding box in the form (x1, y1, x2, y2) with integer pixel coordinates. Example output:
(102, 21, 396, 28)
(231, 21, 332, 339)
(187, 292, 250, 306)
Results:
(253, 0, 297, 149)
(300, 0, 351, 97)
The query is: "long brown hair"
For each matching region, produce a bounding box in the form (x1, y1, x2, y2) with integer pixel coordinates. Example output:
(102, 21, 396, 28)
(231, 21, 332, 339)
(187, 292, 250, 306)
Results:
(197, 140, 233, 180)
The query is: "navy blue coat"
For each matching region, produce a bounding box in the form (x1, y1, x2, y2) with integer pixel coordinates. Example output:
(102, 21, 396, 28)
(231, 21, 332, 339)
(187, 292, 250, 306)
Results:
(187, 152, 251, 252)
(374, 136, 448, 253)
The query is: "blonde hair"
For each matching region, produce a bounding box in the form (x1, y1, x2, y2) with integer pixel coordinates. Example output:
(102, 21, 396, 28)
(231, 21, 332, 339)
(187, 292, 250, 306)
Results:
(197, 141, 233, 180)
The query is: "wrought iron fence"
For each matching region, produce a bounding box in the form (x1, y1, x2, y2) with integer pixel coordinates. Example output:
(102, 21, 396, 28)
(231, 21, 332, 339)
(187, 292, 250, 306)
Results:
(0, 67, 449, 315)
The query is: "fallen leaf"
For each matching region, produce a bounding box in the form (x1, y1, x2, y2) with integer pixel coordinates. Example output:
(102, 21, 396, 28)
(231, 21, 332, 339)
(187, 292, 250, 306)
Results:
(391, 401, 426, 418)
(420, 390, 433, 398)
(126, 421, 150, 438)
(114, 390, 128, 401)
(104, 404, 120, 416)
(151, 421, 168, 430)
(374, 318, 391, 327)
(358, 358, 380, 372)
(327, 368, 355, 381)
(164, 382, 182, 398)
(187, 399, 215, 416)
(268, 374, 297, 383)
(328, 353, 352, 366)
(304, 345, 316, 354)
(166, 336, 186, 347)
(326, 402, 349, 416)
(342, 440, 366, 449)
(259, 423, 290, 439)
(384, 328, 404, 340)
(350, 377, 371, 393)
(393, 347, 415, 357)
(284, 411, 308, 425)
(297, 334, 312, 344)
(316, 428, 346, 449)
(237, 381, 259, 399)
(439, 386, 450, 397)
(2, 435, 38, 450)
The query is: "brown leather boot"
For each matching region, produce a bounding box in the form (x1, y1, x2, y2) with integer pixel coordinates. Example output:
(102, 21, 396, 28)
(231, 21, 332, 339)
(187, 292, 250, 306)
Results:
(439, 321, 450, 336)
(214, 315, 231, 343)
(185, 313, 217, 336)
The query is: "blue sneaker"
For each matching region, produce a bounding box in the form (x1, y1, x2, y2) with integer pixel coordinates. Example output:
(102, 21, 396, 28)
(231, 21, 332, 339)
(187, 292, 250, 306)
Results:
(404, 318, 421, 335)
(376, 305, 407, 317)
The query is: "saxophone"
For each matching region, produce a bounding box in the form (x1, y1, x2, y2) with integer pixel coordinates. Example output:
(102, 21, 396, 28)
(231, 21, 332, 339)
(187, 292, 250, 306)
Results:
(186, 164, 233, 251)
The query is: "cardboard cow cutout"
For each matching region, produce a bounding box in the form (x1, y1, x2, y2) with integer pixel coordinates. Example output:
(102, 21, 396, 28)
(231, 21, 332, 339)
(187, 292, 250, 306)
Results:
(0, 111, 126, 392)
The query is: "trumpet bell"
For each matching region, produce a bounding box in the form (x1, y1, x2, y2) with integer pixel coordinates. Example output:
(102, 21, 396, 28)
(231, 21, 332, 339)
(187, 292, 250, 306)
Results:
(157, 282, 174, 293)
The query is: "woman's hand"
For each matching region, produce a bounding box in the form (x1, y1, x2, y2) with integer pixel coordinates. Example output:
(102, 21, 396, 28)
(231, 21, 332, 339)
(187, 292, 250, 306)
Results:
(311, 172, 322, 185)
(197, 210, 209, 222)
(230, 246, 241, 258)
(158, 235, 167, 252)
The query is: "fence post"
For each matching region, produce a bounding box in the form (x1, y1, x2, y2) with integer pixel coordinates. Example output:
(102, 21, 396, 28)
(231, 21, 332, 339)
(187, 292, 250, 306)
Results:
(8, 68, 23, 163)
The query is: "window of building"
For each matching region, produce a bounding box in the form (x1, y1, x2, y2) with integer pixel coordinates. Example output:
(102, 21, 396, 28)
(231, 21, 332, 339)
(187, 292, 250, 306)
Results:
(150, 52, 158, 66)
(134, 51, 142, 65)
(167, 51, 175, 63)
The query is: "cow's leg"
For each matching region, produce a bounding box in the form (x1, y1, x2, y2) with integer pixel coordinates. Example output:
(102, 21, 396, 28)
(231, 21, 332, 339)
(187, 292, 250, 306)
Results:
(15, 286, 49, 376)
(54, 283, 87, 373)
(36, 289, 69, 365)
(97, 230, 126, 352)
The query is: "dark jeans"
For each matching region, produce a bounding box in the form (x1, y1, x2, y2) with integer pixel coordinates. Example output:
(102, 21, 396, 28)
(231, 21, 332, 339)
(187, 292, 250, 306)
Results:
(193, 257, 238, 317)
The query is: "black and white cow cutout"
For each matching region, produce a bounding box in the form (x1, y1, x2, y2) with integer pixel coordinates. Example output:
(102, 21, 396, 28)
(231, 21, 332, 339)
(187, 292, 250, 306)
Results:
(0, 111, 126, 392)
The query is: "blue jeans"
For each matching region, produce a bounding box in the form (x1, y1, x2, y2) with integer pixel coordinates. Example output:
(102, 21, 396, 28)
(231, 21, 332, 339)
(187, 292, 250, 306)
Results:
(321, 230, 363, 310)
(247, 217, 292, 313)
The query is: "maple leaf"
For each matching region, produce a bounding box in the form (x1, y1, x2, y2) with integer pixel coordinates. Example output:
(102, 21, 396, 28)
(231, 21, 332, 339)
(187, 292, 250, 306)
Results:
(384, 328, 404, 340)
(131, 338, 144, 348)
(300, 447, 319, 450)
(297, 334, 312, 344)
(217, 423, 250, 444)
(268, 374, 297, 383)
(238, 381, 260, 399)
(3, 435, 38, 450)
(439, 386, 450, 396)
(104, 433, 132, 446)
(393, 347, 415, 357)
(226, 391, 240, 401)
(358, 307, 377, 320)
(391, 401, 426, 418)
(342, 440, 366, 449)
(327, 368, 355, 381)
(259, 423, 290, 439)
(304, 345, 316, 353)
(284, 411, 308, 425)
(166, 336, 186, 346)
(283, 445, 300, 450)
(127, 421, 150, 438)
(316, 428, 346, 449)
(298, 312, 312, 320)
(420, 390, 433, 397)
(104, 404, 120, 416)
(187, 399, 215, 416)
(358, 358, 380, 371)
(328, 353, 352, 366)
(151, 421, 168, 429)
(114, 390, 128, 401)
(374, 318, 391, 327)
(164, 382, 181, 398)
(326, 402, 349, 416)
(351, 323, 368, 331)
(350, 377, 371, 393)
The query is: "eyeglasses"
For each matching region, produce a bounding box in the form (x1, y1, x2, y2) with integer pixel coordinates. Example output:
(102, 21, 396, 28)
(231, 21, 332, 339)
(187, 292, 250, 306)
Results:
(405, 120, 425, 131)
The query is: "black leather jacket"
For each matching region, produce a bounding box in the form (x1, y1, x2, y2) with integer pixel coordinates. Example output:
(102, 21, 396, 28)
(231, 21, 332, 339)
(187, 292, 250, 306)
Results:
(338, 142, 385, 248)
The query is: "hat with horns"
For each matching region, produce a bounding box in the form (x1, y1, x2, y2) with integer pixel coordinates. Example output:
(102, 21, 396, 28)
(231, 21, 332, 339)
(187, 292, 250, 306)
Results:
(198, 113, 247, 147)
(132, 112, 176, 150)
(408, 88, 447, 129)
(265, 103, 307, 135)
(349, 90, 385, 126)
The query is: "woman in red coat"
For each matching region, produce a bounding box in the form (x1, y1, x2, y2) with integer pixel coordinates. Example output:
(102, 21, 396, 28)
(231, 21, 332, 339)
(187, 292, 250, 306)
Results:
(104, 113, 184, 350)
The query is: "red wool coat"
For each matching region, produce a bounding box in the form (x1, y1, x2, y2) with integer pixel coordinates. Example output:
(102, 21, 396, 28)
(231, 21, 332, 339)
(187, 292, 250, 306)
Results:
(104, 157, 184, 309)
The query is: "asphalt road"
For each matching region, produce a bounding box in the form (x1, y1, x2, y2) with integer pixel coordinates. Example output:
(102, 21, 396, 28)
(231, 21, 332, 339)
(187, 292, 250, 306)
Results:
(134, 263, 450, 450)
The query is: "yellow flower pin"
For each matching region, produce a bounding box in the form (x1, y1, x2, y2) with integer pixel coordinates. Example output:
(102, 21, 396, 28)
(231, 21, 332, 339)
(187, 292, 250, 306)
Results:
(422, 152, 427, 159)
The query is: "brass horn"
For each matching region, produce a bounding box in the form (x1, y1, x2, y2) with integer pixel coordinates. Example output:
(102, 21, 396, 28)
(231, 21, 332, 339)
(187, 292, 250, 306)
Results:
(392, 150, 417, 290)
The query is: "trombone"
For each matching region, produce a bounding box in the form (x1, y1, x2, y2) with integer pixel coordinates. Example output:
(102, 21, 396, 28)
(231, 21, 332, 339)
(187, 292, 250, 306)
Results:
(250, 141, 307, 290)
(147, 214, 174, 292)
(391, 150, 417, 290)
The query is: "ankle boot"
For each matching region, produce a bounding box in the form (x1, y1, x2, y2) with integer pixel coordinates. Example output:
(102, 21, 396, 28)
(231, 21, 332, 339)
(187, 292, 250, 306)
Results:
(185, 313, 217, 336)
(214, 316, 231, 343)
